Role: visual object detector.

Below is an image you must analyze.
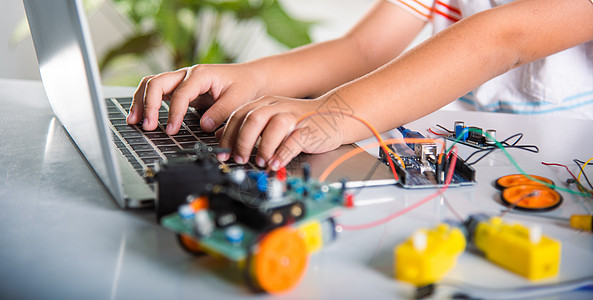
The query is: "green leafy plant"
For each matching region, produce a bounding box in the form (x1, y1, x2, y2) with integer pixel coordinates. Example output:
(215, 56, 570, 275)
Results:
(100, 0, 313, 76)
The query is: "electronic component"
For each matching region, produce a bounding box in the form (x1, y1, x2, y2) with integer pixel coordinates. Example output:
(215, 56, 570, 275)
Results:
(397, 126, 438, 164)
(384, 126, 475, 188)
(153, 141, 347, 293)
(439, 121, 497, 149)
(394, 224, 466, 286)
(148, 142, 227, 221)
(380, 144, 476, 189)
(464, 214, 561, 280)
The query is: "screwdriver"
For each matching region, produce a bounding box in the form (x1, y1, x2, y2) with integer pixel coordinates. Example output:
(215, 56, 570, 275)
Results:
(570, 215, 593, 232)
(500, 211, 592, 232)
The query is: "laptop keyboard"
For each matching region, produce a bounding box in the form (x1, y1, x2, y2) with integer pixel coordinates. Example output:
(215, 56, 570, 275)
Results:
(105, 97, 258, 177)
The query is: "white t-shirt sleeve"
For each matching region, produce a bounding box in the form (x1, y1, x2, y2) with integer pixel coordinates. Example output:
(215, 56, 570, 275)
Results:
(388, 0, 435, 21)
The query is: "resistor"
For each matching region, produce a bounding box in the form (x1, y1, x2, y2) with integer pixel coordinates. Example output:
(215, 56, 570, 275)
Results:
(454, 121, 468, 142)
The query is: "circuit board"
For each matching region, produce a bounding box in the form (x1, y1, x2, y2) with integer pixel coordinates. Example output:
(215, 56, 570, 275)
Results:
(380, 142, 476, 189)
(439, 122, 497, 150)
(396, 156, 476, 189)
(160, 175, 345, 262)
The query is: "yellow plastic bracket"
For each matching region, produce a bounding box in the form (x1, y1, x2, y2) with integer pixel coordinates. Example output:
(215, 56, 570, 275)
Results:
(297, 221, 323, 254)
(395, 224, 466, 286)
(473, 217, 561, 280)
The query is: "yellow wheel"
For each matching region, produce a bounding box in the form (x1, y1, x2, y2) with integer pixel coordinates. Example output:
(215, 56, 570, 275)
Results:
(176, 234, 206, 256)
(248, 227, 309, 294)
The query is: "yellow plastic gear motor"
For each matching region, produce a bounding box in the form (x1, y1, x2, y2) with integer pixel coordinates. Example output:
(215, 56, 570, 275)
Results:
(473, 217, 561, 280)
(394, 224, 466, 286)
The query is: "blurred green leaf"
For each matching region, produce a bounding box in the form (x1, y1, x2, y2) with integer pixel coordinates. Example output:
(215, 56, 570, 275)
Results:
(199, 40, 234, 64)
(259, 0, 312, 48)
(99, 32, 160, 70)
(101, 0, 313, 80)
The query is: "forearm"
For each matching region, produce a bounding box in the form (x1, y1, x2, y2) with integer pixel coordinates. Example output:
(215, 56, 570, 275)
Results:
(329, 0, 593, 143)
(246, 0, 425, 99)
(245, 37, 375, 99)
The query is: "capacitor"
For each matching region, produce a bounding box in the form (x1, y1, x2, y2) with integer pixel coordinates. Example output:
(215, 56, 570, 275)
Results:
(485, 129, 497, 145)
(178, 204, 195, 224)
(193, 210, 214, 237)
(303, 163, 311, 182)
(225, 226, 244, 245)
(230, 168, 246, 184)
(267, 178, 284, 201)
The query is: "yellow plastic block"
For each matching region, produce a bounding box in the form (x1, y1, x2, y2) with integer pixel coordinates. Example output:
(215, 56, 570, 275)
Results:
(395, 224, 466, 286)
(298, 221, 323, 254)
(473, 217, 561, 280)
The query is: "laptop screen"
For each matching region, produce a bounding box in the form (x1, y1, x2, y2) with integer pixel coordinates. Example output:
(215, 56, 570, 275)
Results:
(24, 0, 126, 206)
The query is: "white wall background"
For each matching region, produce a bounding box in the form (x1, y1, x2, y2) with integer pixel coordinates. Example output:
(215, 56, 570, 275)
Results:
(1, 0, 429, 84)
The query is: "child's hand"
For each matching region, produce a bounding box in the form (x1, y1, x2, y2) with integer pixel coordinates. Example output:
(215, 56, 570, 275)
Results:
(217, 96, 345, 170)
(127, 64, 262, 134)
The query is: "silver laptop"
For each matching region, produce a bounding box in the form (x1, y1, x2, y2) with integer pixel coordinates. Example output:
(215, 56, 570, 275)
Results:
(23, 0, 396, 209)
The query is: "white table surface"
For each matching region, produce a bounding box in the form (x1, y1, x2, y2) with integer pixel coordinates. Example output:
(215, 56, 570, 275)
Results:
(1, 78, 592, 299)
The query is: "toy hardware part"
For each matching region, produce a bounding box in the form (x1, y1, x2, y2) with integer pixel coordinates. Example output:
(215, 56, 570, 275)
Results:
(465, 214, 561, 280)
(395, 224, 466, 286)
(495, 174, 555, 190)
(379, 142, 476, 189)
(501, 185, 563, 212)
(156, 142, 348, 293)
(494, 174, 562, 212)
(247, 227, 309, 294)
(447, 121, 496, 149)
(177, 234, 206, 256)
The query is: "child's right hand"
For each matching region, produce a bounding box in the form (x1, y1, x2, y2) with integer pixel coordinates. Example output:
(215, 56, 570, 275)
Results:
(127, 63, 264, 135)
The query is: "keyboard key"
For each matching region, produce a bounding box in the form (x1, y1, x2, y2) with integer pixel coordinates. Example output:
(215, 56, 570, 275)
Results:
(183, 119, 200, 126)
(141, 157, 162, 164)
(117, 97, 133, 105)
(131, 144, 154, 151)
(175, 130, 191, 136)
(184, 114, 200, 121)
(151, 139, 175, 146)
(105, 100, 116, 108)
(114, 124, 137, 132)
(114, 141, 126, 149)
(125, 137, 149, 145)
(120, 131, 143, 138)
(137, 150, 159, 158)
(179, 142, 197, 149)
(174, 136, 198, 143)
(199, 137, 218, 144)
(110, 119, 129, 125)
(109, 112, 126, 119)
(144, 132, 169, 139)
(165, 153, 189, 159)
(157, 145, 181, 153)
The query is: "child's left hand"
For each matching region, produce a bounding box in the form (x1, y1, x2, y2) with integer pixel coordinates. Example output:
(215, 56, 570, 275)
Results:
(217, 96, 345, 170)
